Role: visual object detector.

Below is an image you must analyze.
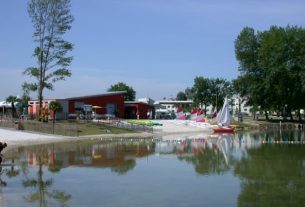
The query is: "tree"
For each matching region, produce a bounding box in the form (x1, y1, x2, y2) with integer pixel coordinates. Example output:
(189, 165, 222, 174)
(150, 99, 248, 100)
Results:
(108, 82, 136, 101)
(176, 91, 187, 101)
(49, 101, 62, 124)
(192, 76, 211, 111)
(6, 96, 20, 118)
(235, 25, 305, 121)
(23, 0, 74, 120)
(184, 87, 194, 100)
(209, 78, 233, 112)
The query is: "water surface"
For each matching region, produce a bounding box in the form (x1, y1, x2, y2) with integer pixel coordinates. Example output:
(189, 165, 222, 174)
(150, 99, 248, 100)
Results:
(1, 130, 305, 207)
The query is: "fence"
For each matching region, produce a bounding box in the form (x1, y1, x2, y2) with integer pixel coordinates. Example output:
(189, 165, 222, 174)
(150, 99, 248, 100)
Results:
(91, 119, 153, 133)
(0, 117, 153, 136)
(0, 118, 79, 136)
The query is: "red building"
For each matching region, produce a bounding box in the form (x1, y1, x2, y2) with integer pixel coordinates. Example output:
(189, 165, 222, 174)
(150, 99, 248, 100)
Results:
(67, 91, 126, 118)
(124, 101, 154, 119)
(28, 91, 126, 119)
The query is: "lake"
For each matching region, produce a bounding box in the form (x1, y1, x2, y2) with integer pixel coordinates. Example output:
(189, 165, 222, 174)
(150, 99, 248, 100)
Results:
(1, 130, 305, 207)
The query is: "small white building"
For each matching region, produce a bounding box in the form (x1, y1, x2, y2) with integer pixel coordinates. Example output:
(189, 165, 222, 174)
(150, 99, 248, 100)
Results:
(154, 100, 193, 119)
(231, 95, 252, 116)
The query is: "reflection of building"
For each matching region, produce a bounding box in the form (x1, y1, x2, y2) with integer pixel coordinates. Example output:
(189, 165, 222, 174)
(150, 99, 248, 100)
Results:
(27, 142, 155, 170)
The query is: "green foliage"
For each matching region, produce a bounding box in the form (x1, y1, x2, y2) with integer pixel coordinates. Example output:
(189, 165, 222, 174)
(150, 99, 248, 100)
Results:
(49, 101, 62, 114)
(234, 25, 305, 120)
(24, 0, 73, 116)
(192, 76, 211, 108)
(184, 87, 194, 100)
(191, 76, 232, 112)
(108, 82, 136, 101)
(6, 95, 20, 118)
(176, 91, 187, 100)
(49, 101, 62, 124)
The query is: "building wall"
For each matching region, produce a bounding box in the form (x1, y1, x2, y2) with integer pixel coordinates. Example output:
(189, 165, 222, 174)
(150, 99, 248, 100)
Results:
(28, 99, 69, 119)
(125, 103, 153, 119)
(68, 94, 125, 118)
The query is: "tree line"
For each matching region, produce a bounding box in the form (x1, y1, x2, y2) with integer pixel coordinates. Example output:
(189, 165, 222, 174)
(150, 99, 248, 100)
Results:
(177, 25, 305, 122)
(234, 25, 305, 121)
(176, 77, 232, 113)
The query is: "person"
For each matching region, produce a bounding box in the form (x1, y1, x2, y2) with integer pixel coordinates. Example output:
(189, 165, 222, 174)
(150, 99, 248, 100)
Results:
(0, 142, 7, 164)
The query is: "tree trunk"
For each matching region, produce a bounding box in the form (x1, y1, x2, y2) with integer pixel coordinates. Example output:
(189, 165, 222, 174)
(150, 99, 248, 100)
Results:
(38, 87, 43, 121)
(290, 113, 294, 121)
(298, 109, 302, 122)
(289, 109, 293, 121)
(52, 113, 55, 134)
(264, 110, 269, 121)
(11, 102, 15, 119)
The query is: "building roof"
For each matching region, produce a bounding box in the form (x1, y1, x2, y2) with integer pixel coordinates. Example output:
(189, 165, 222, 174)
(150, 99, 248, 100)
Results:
(66, 91, 127, 100)
(124, 101, 153, 107)
(155, 100, 193, 105)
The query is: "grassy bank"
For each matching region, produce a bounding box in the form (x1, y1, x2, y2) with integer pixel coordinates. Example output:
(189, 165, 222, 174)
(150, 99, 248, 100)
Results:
(76, 122, 135, 136)
(6, 120, 135, 136)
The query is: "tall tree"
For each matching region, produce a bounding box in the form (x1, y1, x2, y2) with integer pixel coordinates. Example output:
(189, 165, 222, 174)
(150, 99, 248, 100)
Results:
(24, 0, 74, 119)
(108, 82, 136, 101)
(192, 76, 212, 112)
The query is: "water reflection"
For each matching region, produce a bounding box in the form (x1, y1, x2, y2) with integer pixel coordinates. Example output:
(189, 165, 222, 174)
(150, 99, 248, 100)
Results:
(24, 141, 155, 175)
(23, 147, 71, 207)
(0, 130, 305, 207)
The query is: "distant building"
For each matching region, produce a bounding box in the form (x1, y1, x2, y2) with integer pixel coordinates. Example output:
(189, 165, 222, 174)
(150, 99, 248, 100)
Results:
(231, 95, 252, 116)
(154, 100, 193, 119)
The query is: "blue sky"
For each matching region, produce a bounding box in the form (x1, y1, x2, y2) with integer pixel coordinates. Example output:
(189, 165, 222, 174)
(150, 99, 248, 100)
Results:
(1, 0, 305, 101)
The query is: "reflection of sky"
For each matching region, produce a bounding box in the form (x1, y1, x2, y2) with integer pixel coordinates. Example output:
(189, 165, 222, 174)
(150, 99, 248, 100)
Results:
(2, 130, 305, 206)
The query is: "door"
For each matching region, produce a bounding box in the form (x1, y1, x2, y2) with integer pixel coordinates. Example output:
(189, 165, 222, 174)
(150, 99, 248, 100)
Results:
(106, 104, 117, 115)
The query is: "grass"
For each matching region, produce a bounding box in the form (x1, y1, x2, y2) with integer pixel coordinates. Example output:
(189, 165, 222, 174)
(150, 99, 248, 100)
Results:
(17, 120, 135, 136)
(76, 122, 135, 136)
(127, 120, 163, 126)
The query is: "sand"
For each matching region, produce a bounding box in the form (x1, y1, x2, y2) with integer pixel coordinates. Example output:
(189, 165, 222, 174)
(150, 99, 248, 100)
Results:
(0, 120, 213, 147)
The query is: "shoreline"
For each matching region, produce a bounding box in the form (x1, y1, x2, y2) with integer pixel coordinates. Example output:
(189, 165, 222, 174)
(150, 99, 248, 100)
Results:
(1, 119, 301, 148)
(0, 126, 213, 148)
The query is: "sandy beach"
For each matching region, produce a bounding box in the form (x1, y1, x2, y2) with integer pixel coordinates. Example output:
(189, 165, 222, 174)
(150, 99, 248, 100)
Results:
(0, 120, 213, 148)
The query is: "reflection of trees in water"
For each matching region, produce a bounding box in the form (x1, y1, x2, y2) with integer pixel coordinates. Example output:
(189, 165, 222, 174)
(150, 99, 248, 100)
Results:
(6, 158, 20, 178)
(23, 148, 71, 207)
(111, 159, 136, 175)
(234, 144, 305, 207)
(178, 146, 232, 175)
